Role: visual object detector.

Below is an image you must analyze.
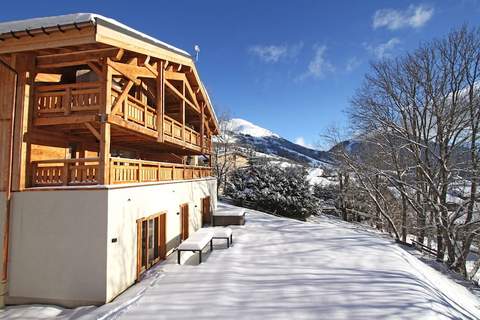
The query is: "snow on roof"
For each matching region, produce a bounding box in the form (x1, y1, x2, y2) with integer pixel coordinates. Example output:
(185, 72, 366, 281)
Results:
(227, 118, 279, 138)
(0, 13, 191, 57)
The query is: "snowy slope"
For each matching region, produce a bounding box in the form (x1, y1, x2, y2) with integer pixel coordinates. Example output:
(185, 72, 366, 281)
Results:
(225, 118, 333, 166)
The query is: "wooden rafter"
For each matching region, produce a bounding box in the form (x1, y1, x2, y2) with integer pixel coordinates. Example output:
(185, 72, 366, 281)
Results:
(87, 61, 104, 80)
(36, 47, 121, 69)
(165, 80, 198, 112)
(164, 71, 199, 108)
(107, 60, 142, 85)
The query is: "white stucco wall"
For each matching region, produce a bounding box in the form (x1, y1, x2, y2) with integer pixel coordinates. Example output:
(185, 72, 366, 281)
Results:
(106, 178, 217, 301)
(7, 189, 109, 307)
(4, 178, 217, 307)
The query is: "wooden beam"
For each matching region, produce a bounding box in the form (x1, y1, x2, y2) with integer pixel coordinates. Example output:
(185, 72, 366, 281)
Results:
(200, 102, 205, 150)
(156, 61, 165, 142)
(144, 61, 158, 78)
(99, 60, 112, 185)
(11, 54, 35, 190)
(165, 80, 199, 113)
(33, 114, 98, 126)
(182, 81, 186, 145)
(87, 61, 105, 81)
(84, 122, 101, 141)
(0, 25, 96, 55)
(108, 60, 155, 82)
(107, 60, 142, 85)
(164, 71, 199, 110)
(36, 47, 119, 69)
(111, 80, 134, 115)
(113, 48, 125, 61)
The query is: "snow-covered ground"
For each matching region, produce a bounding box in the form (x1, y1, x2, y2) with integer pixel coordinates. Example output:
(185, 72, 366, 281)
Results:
(2, 203, 480, 319)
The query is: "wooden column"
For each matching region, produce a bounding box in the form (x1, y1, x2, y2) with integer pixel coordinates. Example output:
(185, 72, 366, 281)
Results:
(99, 58, 112, 185)
(11, 54, 35, 191)
(182, 82, 186, 145)
(200, 102, 205, 151)
(156, 61, 164, 142)
(0, 56, 16, 192)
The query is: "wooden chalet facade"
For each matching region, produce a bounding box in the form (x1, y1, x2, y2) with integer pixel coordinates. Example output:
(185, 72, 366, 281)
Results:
(0, 13, 219, 307)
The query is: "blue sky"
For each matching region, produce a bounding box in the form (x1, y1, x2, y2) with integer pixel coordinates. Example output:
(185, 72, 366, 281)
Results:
(1, 1, 479, 148)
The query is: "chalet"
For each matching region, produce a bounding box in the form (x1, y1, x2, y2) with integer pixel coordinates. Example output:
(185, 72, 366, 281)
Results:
(0, 13, 218, 307)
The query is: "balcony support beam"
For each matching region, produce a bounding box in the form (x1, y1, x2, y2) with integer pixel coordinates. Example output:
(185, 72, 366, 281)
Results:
(200, 102, 205, 151)
(182, 81, 186, 145)
(98, 59, 112, 185)
(156, 60, 165, 142)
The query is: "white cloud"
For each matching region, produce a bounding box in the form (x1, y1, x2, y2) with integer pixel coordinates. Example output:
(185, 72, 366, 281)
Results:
(294, 136, 313, 149)
(345, 56, 361, 72)
(248, 42, 303, 63)
(297, 45, 335, 80)
(373, 4, 434, 30)
(365, 38, 401, 59)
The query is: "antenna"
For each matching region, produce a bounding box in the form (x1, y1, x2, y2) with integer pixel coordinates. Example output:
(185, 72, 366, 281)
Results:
(194, 45, 200, 62)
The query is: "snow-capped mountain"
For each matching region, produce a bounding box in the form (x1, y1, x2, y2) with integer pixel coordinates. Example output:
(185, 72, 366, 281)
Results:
(227, 118, 280, 138)
(225, 118, 333, 166)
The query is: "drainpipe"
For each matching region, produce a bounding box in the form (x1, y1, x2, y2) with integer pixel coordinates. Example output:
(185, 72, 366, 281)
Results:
(0, 58, 18, 307)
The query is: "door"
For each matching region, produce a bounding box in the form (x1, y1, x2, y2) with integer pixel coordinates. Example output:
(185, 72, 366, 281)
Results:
(180, 203, 189, 241)
(202, 196, 211, 226)
(136, 212, 167, 280)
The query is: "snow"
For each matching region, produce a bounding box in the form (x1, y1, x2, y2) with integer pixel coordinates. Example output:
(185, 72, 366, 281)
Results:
(307, 167, 337, 186)
(0, 13, 190, 57)
(3, 203, 480, 319)
(214, 202, 245, 216)
(227, 118, 279, 138)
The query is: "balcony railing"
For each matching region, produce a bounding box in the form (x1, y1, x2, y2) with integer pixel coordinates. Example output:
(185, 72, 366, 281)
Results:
(34, 83, 209, 153)
(112, 88, 202, 150)
(31, 158, 100, 186)
(30, 157, 212, 187)
(35, 82, 101, 115)
(110, 157, 211, 184)
(112, 88, 157, 130)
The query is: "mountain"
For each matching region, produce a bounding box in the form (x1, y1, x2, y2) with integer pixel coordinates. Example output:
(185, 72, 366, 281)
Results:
(225, 118, 333, 166)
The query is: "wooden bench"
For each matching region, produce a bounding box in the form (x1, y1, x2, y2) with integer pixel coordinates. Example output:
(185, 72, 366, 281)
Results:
(177, 229, 215, 264)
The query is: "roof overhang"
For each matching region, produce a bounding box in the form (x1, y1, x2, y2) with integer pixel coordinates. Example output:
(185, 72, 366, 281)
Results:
(0, 13, 219, 132)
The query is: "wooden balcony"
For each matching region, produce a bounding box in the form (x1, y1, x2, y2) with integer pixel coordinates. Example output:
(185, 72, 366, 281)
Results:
(35, 82, 101, 115)
(110, 157, 211, 184)
(33, 83, 209, 153)
(30, 157, 212, 187)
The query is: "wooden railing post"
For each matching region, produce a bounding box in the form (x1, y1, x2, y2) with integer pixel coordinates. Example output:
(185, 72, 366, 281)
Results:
(63, 87, 71, 115)
(143, 104, 148, 128)
(62, 162, 69, 186)
(138, 161, 142, 182)
(123, 99, 128, 120)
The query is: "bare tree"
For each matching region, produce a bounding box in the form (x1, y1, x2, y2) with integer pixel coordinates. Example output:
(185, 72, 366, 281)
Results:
(345, 26, 480, 278)
(212, 111, 235, 195)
